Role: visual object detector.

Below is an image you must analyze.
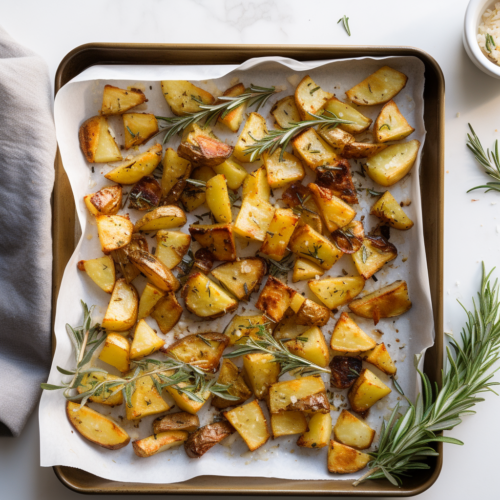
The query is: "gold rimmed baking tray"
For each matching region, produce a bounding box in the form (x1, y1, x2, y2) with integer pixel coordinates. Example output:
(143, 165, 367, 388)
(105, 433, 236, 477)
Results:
(51, 43, 444, 496)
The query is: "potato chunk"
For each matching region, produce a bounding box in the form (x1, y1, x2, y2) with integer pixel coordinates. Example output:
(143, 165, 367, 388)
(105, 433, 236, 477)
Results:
(151, 293, 183, 334)
(153, 412, 200, 434)
(223, 314, 269, 346)
(348, 368, 392, 413)
(234, 195, 275, 242)
(330, 220, 365, 254)
(292, 258, 325, 282)
(315, 160, 358, 205)
(110, 233, 148, 284)
(154, 230, 191, 270)
(317, 127, 355, 155)
(224, 400, 270, 451)
(330, 312, 376, 352)
(189, 223, 237, 261)
(161, 80, 215, 116)
(370, 191, 414, 230)
(285, 326, 330, 367)
(242, 168, 270, 204)
(184, 422, 235, 458)
(308, 276, 365, 309)
(181, 272, 238, 319)
(271, 95, 301, 128)
(134, 206, 187, 232)
(126, 372, 170, 420)
(218, 83, 247, 132)
(324, 97, 372, 134)
(243, 353, 280, 400)
(101, 85, 147, 115)
(128, 250, 180, 292)
(133, 431, 188, 458)
(349, 280, 411, 325)
(161, 148, 192, 200)
(365, 140, 420, 187)
(334, 410, 375, 450)
(362, 343, 397, 375)
(233, 112, 268, 162)
(346, 66, 408, 106)
(352, 236, 397, 280)
(79, 116, 122, 163)
(295, 299, 330, 327)
(295, 75, 332, 120)
(130, 319, 164, 360)
(255, 276, 296, 323)
(104, 143, 162, 184)
(84, 185, 122, 216)
(123, 113, 158, 149)
(330, 356, 363, 389)
(342, 142, 388, 159)
(211, 258, 267, 301)
(271, 411, 308, 438)
(206, 174, 232, 223)
(96, 215, 133, 254)
(282, 182, 324, 233)
(212, 157, 247, 191)
(78, 256, 115, 293)
(77, 372, 123, 406)
(128, 176, 162, 211)
(212, 359, 252, 409)
(98, 333, 131, 372)
(297, 412, 332, 449)
(260, 209, 299, 261)
(328, 440, 370, 474)
(374, 100, 414, 143)
(138, 283, 165, 320)
(165, 381, 210, 414)
(262, 149, 305, 189)
(178, 135, 233, 169)
(102, 279, 138, 331)
(66, 402, 130, 450)
(292, 128, 338, 170)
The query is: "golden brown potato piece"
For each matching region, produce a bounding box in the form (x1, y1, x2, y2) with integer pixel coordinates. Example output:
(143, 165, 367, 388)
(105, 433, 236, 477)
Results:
(317, 127, 355, 155)
(212, 359, 252, 409)
(308, 276, 365, 310)
(345, 66, 408, 106)
(77, 372, 123, 406)
(189, 223, 237, 262)
(348, 368, 392, 413)
(178, 135, 233, 168)
(330, 312, 376, 352)
(128, 176, 162, 210)
(123, 113, 158, 149)
(342, 142, 388, 159)
(374, 99, 415, 143)
(315, 160, 358, 205)
(297, 412, 332, 449)
(352, 236, 397, 280)
(271, 411, 308, 438)
(292, 128, 338, 170)
(101, 85, 147, 115)
(234, 195, 275, 242)
(67, 402, 130, 450)
(242, 165, 270, 201)
(330, 356, 363, 389)
(160, 148, 192, 202)
(155, 230, 191, 270)
(218, 83, 247, 132)
(153, 412, 200, 434)
(102, 279, 139, 332)
(205, 174, 232, 223)
(151, 293, 183, 334)
(223, 314, 269, 346)
(192, 248, 216, 274)
(78, 256, 116, 293)
(271, 95, 301, 128)
(362, 343, 397, 375)
(184, 421, 235, 458)
(79, 116, 122, 163)
(133, 206, 187, 232)
(233, 112, 268, 163)
(334, 410, 375, 450)
(281, 182, 324, 233)
(327, 440, 370, 474)
(211, 258, 267, 301)
(133, 431, 188, 458)
(126, 372, 171, 420)
(295, 298, 330, 327)
(330, 220, 365, 254)
(295, 75, 332, 120)
(255, 276, 296, 323)
(128, 250, 180, 292)
(260, 209, 299, 261)
(110, 233, 148, 284)
(161, 80, 215, 116)
(292, 258, 325, 283)
(96, 215, 133, 254)
(285, 326, 330, 367)
(324, 97, 372, 134)
(180, 166, 214, 212)
(370, 191, 414, 230)
(262, 149, 305, 189)
(243, 353, 280, 400)
(84, 185, 122, 216)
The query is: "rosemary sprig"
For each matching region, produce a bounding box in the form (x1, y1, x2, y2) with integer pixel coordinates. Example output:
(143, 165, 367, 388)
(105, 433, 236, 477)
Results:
(262, 252, 294, 279)
(292, 193, 318, 217)
(466, 124, 500, 193)
(155, 84, 278, 144)
(301, 243, 324, 265)
(243, 111, 354, 162)
(486, 33, 496, 53)
(337, 15, 351, 36)
(354, 263, 500, 486)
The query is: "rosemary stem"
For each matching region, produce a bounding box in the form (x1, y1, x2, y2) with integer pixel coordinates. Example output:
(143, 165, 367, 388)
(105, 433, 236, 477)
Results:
(353, 467, 380, 486)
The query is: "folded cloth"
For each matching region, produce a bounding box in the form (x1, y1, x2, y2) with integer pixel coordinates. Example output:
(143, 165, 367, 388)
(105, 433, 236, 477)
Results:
(0, 27, 56, 436)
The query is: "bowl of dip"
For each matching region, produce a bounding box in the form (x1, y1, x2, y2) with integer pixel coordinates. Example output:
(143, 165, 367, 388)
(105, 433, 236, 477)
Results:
(464, 0, 500, 78)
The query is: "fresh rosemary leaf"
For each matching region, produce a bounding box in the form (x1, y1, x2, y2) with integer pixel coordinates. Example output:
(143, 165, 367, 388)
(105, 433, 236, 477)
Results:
(337, 15, 351, 36)
(362, 245, 368, 264)
(367, 189, 384, 196)
(197, 334, 212, 347)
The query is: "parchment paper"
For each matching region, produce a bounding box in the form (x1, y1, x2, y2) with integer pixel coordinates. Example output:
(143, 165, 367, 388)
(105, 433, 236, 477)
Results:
(40, 56, 434, 483)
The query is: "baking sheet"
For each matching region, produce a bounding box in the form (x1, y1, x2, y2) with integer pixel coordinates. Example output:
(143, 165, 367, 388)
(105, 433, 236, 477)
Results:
(40, 56, 433, 483)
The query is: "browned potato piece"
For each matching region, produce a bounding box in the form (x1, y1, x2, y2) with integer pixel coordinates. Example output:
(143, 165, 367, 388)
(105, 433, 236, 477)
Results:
(262, 149, 305, 189)
(297, 412, 332, 449)
(102, 279, 139, 331)
(330, 220, 364, 254)
(243, 353, 280, 400)
(128, 250, 180, 292)
(330, 356, 362, 389)
(180, 166, 215, 212)
(362, 343, 397, 375)
(161, 80, 215, 116)
(342, 142, 388, 159)
(352, 236, 397, 280)
(223, 314, 269, 346)
(370, 191, 414, 230)
(374, 99, 415, 143)
(315, 160, 358, 205)
(96, 215, 133, 254)
(295, 75, 332, 120)
(271, 95, 301, 128)
(308, 276, 365, 310)
(255, 276, 296, 323)
(128, 176, 162, 210)
(79, 116, 122, 163)
(327, 440, 370, 474)
(324, 97, 372, 134)
(292, 128, 338, 170)
(110, 233, 148, 284)
(163, 332, 228, 373)
(334, 410, 375, 450)
(189, 223, 237, 261)
(295, 298, 330, 327)
(193, 248, 216, 274)
(155, 230, 191, 270)
(134, 206, 187, 232)
(101, 85, 147, 115)
(218, 83, 247, 132)
(84, 185, 122, 216)
(212, 359, 252, 409)
(178, 134, 233, 168)
(285, 326, 330, 368)
(184, 421, 235, 458)
(348, 368, 392, 413)
(211, 258, 267, 300)
(281, 182, 324, 233)
(153, 412, 200, 434)
(133, 431, 188, 458)
(151, 293, 183, 334)
(330, 312, 376, 352)
(260, 208, 299, 261)
(123, 113, 158, 149)
(161, 148, 192, 202)
(317, 127, 355, 155)
(66, 402, 130, 450)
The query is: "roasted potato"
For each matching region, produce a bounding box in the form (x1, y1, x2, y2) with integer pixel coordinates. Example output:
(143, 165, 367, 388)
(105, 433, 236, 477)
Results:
(223, 400, 270, 451)
(134, 206, 187, 232)
(161, 80, 215, 115)
(234, 195, 275, 242)
(218, 83, 247, 132)
(98, 333, 131, 372)
(126, 371, 171, 420)
(77, 372, 123, 406)
(128, 176, 162, 210)
(260, 209, 299, 261)
(262, 148, 305, 189)
(110, 233, 148, 284)
(101, 85, 147, 115)
(192, 248, 216, 274)
(330, 220, 364, 254)
(212, 157, 247, 190)
(211, 258, 267, 301)
(348, 368, 392, 413)
(133, 431, 188, 458)
(243, 353, 280, 399)
(77, 255, 115, 293)
(295, 75, 332, 120)
(155, 230, 191, 270)
(161, 148, 192, 201)
(212, 359, 252, 409)
(374, 99, 414, 143)
(102, 279, 139, 331)
(327, 440, 370, 473)
(342, 142, 388, 159)
(67, 402, 130, 450)
(330, 356, 363, 389)
(206, 174, 232, 223)
(128, 250, 180, 292)
(292, 258, 325, 282)
(346, 66, 408, 106)
(96, 214, 133, 254)
(123, 113, 158, 149)
(242, 166, 271, 201)
(104, 143, 162, 184)
(184, 422, 235, 458)
(272, 309, 309, 341)
(233, 112, 268, 162)
(370, 191, 414, 230)
(130, 319, 164, 360)
(271, 411, 308, 438)
(137, 283, 165, 320)
(352, 236, 397, 279)
(163, 332, 228, 372)
(334, 410, 375, 450)
(364, 140, 420, 187)
(315, 160, 358, 205)
(153, 412, 200, 434)
(308, 276, 365, 309)
(181, 272, 238, 319)
(362, 343, 397, 375)
(165, 381, 211, 414)
(324, 97, 372, 134)
(285, 326, 330, 367)
(223, 314, 269, 346)
(281, 182, 324, 233)
(349, 280, 412, 325)
(317, 126, 355, 155)
(292, 128, 338, 170)
(255, 276, 296, 323)
(295, 299, 330, 327)
(84, 185, 122, 216)
(151, 293, 183, 334)
(297, 412, 332, 449)
(180, 166, 215, 212)
(330, 312, 376, 352)
(79, 116, 122, 163)
(189, 223, 237, 261)
(178, 134, 233, 168)
(271, 95, 301, 128)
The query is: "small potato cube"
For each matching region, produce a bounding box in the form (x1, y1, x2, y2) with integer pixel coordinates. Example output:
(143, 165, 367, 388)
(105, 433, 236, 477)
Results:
(308, 276, 365, 309)
(242, 166, 271, 201)
(271, 95, 301, 128)
(212, 359, 252, 409)
(295, 299, 330, 327)
(133, 431, 188, 458)
(285, 326, 330, 367)
(134, 206, 187, 233)
(233, 112, 268, 162)
(349, 280, 412, 325)
(126, 372, 171, 420)
(218, 83, 247, 132)
(223, 314, 269, 346)
(78, 256, 115, 293)
(79, 116, 122, 163)
(262, 149, 305, 189)
(184, 422, 235, 458)
(374, 99, 414, 143)
(297, 412, 332, 449)
(352, 237, 397, 280)
(138, 283, 165, 320)
(123, 113, 158, 149)
(101, 85, 147, 115)
(324, 97, 372, 134)
(330, 312, 376, 352)
(77, 372, 123, 406)
(152, 412, 200, 434)
(289, 224, 342, 270)
(295, 75, 332, 120)
(96, 215, 133, 254)
(161, 80, 215, 116)
(98, 333, 131, 372)
(155, 230, 191, 270)
(348, 368, 392, 413)
(128, 250, 179, 292)
(328, 440, 370, 474)
(255, 276, 296, 323)
(370, 191, 414, 230)
(292, 258, 325, 282)
(84, 185, 122, 216)
(365, 140, 420, 187)
(234, 195, 275, 242)
(271, 411, 308, 438)
(206, 174, 232, 223)
(151, 293, 183, 334)
(189, 223, 237, 261)
(180, 166, 215, 212)
(334, 410, 375, 450)
(223, 400, 270, 451)
(362, 343, 397, 375)
(243, 353, 280, 400)
(102, 279, 139, 331)
(161, 148, 192, 199)
(260, 208, 299, 261)
(292, 128, 338, 171)
(165, 381, 211, 414)
(213, 157, 248, 190)
(130, 319, 164, 360)
(104, 143, 162, 184)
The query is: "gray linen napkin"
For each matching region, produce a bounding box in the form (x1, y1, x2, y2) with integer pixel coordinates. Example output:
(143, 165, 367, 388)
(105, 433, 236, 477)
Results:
(0, 27, 56, 436)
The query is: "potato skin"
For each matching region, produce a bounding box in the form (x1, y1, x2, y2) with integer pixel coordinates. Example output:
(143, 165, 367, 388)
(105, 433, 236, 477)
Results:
(152, 412, 200, 434)
(315, 160, 358, 205)
(330, 356, 362, 389)
(129, 176, 162, 210)
(178, 136, 233, 168)
(184, 421, 235, 458)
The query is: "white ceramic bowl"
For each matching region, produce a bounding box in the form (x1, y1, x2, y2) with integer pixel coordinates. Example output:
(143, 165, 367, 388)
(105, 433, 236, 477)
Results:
(464, 0, 500, 78)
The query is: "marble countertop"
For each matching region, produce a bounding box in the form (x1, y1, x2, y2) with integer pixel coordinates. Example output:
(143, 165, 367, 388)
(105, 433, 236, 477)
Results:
(2, 0, 500, 498)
